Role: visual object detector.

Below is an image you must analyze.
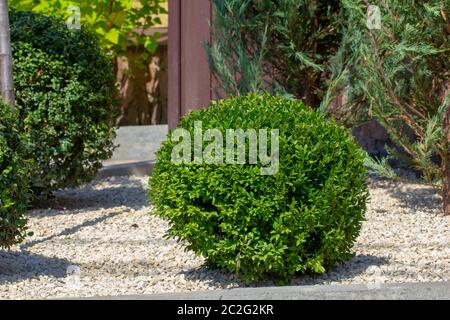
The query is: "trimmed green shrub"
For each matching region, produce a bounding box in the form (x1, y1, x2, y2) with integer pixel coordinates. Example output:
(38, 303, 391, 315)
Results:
(150, 93, 369, 283)
(0, 104, 30, 248)
(10, 11, 117, 195)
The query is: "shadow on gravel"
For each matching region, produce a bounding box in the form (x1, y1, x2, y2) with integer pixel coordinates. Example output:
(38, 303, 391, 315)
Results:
(180, 254, 390, 288)
(19, 211, 121, 250)
(304, 254, 390, 284)
(31, 182, 150, 213)
(0, 250, 71, 285)
(180, 267, 246, 288)
(387, 186, 441, 212)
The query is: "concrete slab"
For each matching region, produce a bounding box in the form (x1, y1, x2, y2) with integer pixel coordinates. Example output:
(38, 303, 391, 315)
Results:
(97, 160, 155, 178)
(110, 125, 168, 162)
(88, 282, 450, 300)
(97, 125, 167, 178)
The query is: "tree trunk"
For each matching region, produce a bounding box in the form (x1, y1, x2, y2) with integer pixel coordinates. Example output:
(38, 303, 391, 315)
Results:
(444, 164, 450, 216)
(0, 0, 14, 110)
(443, 103, 450, 216)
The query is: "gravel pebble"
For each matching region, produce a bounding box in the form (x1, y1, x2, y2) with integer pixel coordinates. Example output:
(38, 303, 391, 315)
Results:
(0, 176, 448, 299)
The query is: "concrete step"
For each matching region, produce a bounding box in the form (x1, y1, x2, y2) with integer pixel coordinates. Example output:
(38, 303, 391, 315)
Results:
(97, 160, 155, 178)
(110, 125, 168, 162)
(97, 125, 168, 178)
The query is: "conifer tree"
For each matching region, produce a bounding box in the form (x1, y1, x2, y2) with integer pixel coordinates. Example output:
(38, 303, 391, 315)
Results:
(206, 0, 343, 106)
(330, 0, 450, 215)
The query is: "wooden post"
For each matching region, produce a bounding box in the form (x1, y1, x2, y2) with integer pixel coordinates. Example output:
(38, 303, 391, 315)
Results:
(0, 0, 14, 110)
(168, 0, 181, 129)
(168, 0, 212, 129)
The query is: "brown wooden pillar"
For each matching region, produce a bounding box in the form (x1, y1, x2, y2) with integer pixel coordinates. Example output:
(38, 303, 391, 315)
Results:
(168, 0, 212, 129)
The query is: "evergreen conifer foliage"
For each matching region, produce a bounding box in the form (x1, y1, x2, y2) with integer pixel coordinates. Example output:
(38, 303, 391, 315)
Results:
(206, 0, 343, 106)
(332, 0, 450, 215)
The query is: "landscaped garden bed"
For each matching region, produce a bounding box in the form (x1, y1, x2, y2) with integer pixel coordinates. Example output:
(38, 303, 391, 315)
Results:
(0, 0, 449, 302)
(0, 175, 447, 299)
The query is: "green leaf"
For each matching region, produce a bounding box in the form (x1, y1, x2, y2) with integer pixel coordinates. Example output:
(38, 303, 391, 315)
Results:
(105, 28, 120, 45)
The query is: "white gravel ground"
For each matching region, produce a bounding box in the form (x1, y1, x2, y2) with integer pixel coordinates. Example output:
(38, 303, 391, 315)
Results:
(0, 176, 448, 299)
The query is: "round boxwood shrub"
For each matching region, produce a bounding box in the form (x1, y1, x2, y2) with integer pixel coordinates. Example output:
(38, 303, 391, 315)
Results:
(0, 104, 30, 248)
(10, 11, 117, 195)
(150, 93, 369, 283)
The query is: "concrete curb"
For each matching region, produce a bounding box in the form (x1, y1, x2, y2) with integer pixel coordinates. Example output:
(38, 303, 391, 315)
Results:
(96, 125, 166, 178)
(87, 282, 450, 300)
(97, 160, 155, 178)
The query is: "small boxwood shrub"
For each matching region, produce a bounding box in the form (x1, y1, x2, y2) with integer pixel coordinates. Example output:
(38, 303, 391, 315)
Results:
(150, 93, 369, 283)
(10, 11, 117, 195)
(0, 104, 29, 248)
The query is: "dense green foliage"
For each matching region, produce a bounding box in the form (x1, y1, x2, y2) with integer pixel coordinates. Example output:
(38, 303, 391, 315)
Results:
(206, 0, 343, 106)
(150, 93, 369, 282)
(0, 104, 30, 248)
(9, 0, 167, 64)
(10, 11, 117, 195)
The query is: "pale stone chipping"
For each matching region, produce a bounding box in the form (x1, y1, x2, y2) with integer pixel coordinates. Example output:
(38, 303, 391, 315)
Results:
(0, 176, 448, 299)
